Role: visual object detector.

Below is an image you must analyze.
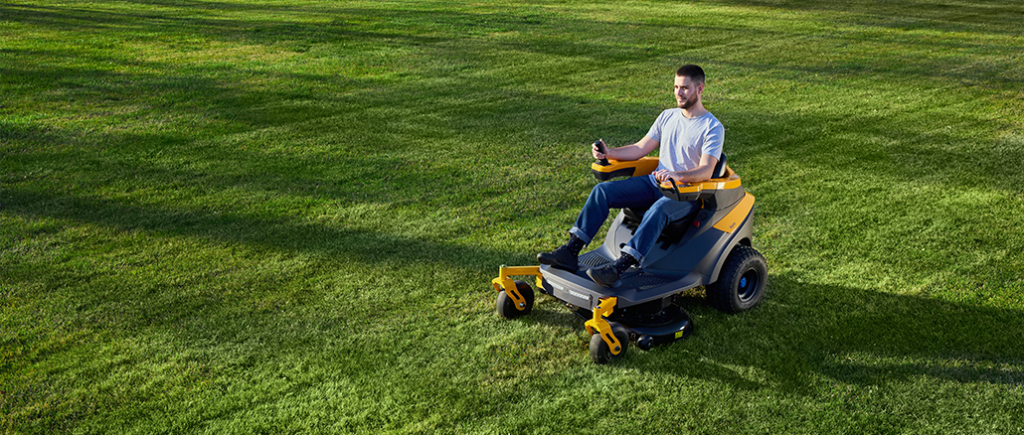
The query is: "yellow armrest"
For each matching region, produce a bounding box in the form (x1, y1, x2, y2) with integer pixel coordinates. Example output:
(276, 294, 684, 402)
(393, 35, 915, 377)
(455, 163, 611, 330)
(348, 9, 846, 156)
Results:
(658, 167, 741, 192)
(591, 157, 660, 181)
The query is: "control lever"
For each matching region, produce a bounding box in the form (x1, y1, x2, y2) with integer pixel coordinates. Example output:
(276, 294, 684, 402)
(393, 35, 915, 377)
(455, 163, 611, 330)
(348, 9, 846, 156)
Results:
(594, 139, 610, 166)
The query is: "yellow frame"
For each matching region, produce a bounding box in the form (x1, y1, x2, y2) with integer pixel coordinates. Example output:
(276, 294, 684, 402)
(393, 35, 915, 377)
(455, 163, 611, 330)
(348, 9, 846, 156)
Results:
(490, 265, 542, 312)
(584, 297, 624, 355)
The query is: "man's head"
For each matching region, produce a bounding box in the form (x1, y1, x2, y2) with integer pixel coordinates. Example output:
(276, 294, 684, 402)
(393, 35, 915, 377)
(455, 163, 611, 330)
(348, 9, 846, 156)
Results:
(676, 65, 705, 85)
(674, 64, 706, 110)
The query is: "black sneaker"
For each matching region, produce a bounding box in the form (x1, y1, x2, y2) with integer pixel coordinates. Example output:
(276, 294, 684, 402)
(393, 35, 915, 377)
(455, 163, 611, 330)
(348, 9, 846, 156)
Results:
(586, 264, 621, 288)
(537, 245, 579, 272)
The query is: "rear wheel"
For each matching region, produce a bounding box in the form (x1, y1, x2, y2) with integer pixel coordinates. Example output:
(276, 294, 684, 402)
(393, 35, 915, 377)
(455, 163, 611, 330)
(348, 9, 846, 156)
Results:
(496, 280, 534, 319)
(708, 245, 767, 313)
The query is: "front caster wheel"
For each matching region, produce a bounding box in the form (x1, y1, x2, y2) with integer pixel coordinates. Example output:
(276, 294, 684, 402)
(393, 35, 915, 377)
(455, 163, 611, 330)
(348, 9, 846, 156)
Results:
(496, 280, 534, 319)
(636, 335, 654, 351)
(589, 325, 629, 364)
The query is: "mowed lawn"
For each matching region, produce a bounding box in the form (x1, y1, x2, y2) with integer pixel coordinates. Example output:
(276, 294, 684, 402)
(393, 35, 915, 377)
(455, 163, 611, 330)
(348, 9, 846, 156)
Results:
(2, 0, 1023, 433)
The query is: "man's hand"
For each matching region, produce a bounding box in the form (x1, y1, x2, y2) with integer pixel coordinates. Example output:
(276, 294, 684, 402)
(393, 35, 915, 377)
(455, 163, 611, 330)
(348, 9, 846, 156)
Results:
(592, 139, 607, 160)
(654, 169, 679, 183)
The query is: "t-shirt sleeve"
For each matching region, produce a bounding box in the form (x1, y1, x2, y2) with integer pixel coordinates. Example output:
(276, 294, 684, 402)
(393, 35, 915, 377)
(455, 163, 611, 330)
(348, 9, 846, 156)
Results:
(702, 121, 725, 160)
(646, 110, 670, 142)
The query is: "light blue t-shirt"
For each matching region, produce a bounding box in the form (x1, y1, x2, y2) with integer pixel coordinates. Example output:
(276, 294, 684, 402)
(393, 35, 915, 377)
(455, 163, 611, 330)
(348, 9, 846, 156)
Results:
(645, 109, 724, 185)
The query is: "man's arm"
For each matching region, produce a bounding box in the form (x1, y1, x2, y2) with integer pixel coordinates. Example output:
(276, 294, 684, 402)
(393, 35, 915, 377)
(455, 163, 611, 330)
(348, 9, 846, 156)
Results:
(654, 154, 719, 183)
(593, 136, 659, 161)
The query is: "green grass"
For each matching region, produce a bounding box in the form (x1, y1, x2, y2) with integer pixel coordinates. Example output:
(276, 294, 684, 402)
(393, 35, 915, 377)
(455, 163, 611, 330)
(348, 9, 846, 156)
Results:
(2, 0, 1022, 433)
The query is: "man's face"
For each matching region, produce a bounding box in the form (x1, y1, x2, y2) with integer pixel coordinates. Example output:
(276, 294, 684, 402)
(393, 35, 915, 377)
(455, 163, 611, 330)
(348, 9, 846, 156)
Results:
(674, 75, 703, 110)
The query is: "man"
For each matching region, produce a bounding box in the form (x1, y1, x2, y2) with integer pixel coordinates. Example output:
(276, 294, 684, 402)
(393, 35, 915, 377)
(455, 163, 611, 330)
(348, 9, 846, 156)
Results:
(538, 64, 724, 287)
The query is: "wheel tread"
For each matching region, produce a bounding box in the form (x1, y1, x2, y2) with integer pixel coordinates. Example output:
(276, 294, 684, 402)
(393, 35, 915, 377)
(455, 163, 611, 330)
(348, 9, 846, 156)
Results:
(496, 281, 535, 319)
(708, 245, 767, 313)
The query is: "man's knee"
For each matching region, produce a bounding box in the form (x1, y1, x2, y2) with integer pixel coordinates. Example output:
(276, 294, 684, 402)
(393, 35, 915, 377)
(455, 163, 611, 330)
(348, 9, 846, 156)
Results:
(587, 183, 612, 203)
(646, 198, 690, 223)
(646, 198, 672, 216)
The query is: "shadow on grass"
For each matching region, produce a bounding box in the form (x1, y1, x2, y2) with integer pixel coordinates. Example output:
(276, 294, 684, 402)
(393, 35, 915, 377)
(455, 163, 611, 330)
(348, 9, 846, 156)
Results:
(6, 0, 1021, 92)
(3, 186, 534, 271)
(643, 273, 1024, 392)
(3, 3, 656, 64)
(721, 104, 1024, 198)
(710, 0, 1022, 36)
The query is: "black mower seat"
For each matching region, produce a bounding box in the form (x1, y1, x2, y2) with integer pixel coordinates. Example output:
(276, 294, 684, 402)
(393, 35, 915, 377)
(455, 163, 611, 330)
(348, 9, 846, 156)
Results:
(622, 153, 727, 245)
(712, 153, 728, 179)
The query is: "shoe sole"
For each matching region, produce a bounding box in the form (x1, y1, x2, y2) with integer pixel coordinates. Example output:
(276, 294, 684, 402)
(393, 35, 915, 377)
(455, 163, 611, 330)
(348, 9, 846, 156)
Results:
(586, 269, 618, 288)
(537, 254, 578, 273)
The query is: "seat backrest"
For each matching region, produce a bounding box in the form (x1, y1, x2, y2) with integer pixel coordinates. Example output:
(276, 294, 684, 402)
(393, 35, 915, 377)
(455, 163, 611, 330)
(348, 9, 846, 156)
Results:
(712, 153, 728, 179)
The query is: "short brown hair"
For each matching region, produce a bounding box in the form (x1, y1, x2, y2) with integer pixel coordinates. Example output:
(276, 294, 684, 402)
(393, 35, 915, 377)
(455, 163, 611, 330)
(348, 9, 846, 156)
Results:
(676, 64, 705, 85)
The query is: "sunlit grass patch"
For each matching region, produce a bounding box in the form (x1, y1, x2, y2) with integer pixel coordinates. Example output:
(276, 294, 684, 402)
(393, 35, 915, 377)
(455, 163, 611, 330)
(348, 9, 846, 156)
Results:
(3, 0, 1022, 433)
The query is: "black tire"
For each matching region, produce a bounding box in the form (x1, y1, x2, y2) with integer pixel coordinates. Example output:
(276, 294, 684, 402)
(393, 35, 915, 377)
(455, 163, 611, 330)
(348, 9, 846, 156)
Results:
(588, 324, 630, 364)
(708, 245, 767, 313)
(496, 280, 534, 319)
(636, 335, 654, 351)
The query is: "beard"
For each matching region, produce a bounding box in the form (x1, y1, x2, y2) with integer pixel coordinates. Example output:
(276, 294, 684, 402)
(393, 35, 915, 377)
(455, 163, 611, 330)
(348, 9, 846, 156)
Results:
(678, 94, 698, 109)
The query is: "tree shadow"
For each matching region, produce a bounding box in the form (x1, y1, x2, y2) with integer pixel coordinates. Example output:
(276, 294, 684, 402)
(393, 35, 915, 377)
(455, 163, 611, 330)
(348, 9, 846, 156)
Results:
(706, 0, 1022, 36)
(3, 185, 534, 271)
(6, 1, 1020, 91)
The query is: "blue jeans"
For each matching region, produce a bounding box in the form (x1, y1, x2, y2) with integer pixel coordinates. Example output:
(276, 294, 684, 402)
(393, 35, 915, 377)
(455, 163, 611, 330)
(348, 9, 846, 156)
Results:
(570, 176, 697, 262)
